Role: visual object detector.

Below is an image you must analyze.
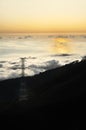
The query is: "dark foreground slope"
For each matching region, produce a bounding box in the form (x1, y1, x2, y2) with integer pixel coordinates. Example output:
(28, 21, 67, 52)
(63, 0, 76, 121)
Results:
(0, 59, 86, 122)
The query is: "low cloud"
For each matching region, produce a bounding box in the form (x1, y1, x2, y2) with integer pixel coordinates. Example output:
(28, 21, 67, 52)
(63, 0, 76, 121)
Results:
(28, 60, 60, 74)
(59, 54, 72, 57)
(24, 35, 32, 39)
(9, 62, 18, 65)
(9, 64, 21, 70)
(43, 60, 60, 70)
(82, 55, 86, 60)
(0, 61, 6, 63)
(28, 56, 36, 59)
(0, 64, 3, 68)
(8, 72, 19, 78)
(51, 54, 72, 57)
(0, 59, 61, 80)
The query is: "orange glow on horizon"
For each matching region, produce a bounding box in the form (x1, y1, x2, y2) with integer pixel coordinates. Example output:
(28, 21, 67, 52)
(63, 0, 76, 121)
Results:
(0, 21, 86, 33)
(0, 0, 86, 33)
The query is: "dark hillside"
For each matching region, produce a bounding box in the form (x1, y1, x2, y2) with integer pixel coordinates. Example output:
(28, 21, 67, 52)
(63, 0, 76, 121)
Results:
(0, 59, 86, 123)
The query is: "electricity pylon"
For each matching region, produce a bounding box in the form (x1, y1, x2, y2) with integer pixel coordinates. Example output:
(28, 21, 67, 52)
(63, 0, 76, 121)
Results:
(19, 57, 28, 102)
(18, 57, 33, 103)
(21, 57, 26, 77)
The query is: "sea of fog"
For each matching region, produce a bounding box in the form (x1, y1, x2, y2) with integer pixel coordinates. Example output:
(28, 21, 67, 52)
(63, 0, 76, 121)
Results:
(0, 33, 86, 81)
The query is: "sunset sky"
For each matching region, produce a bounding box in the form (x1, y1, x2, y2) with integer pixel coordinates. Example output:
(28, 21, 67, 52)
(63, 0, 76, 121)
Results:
(0, 0, 86, 33)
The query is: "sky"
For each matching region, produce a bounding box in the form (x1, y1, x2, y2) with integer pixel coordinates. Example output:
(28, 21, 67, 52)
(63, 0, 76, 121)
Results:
(0, 0, 86, 33)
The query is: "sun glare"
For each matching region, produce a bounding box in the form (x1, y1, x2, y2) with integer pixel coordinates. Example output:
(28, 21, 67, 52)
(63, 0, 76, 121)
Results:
(50, 38, 71, 54)
(54, 38, 70, 43)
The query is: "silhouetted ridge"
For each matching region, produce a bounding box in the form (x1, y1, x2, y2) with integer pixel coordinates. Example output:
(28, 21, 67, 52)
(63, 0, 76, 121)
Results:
(0, 59, 86, 121)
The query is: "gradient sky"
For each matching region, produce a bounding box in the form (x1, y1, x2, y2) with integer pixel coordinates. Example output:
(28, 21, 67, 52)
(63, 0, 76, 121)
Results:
(0, 0, 86, 33)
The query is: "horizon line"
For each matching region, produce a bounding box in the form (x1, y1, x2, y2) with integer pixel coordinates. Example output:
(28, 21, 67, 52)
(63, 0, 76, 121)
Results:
(0, 31, 86, 34)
